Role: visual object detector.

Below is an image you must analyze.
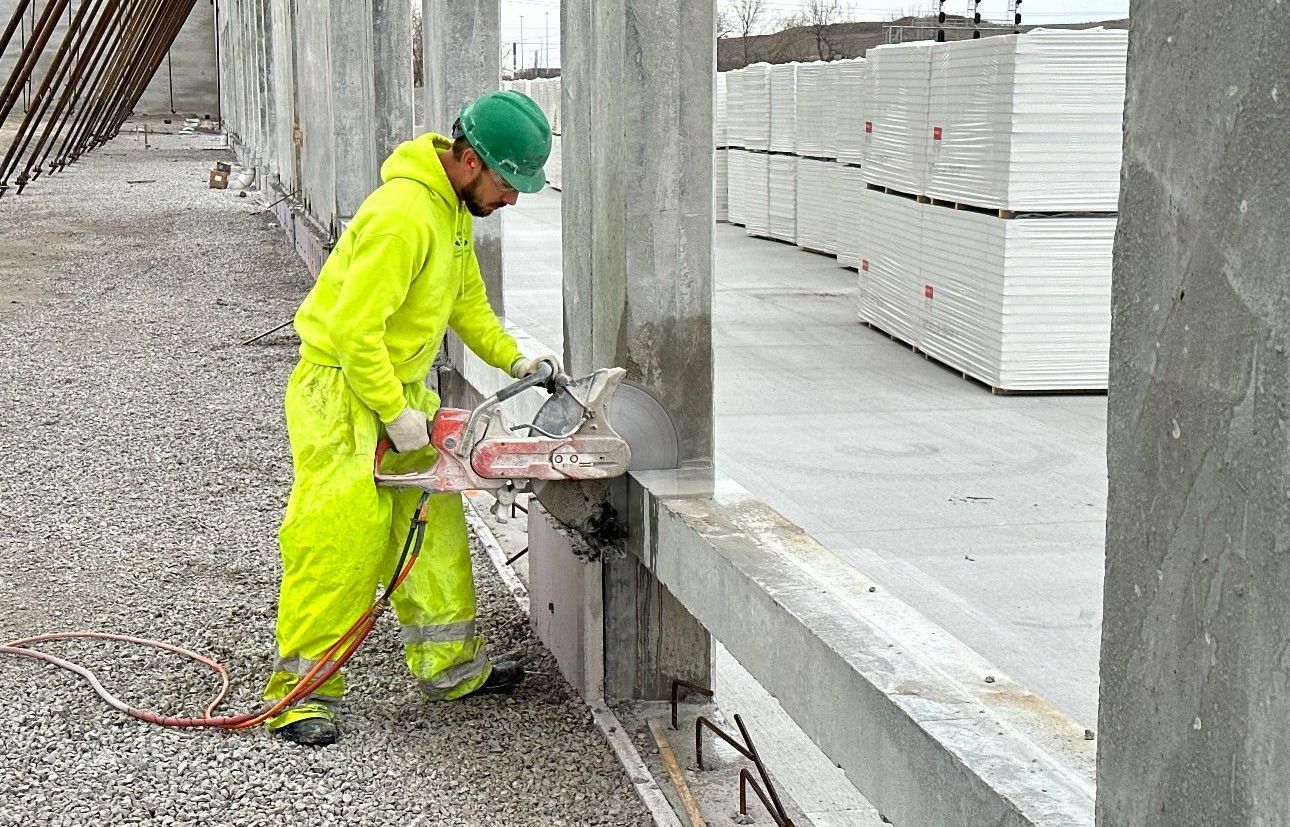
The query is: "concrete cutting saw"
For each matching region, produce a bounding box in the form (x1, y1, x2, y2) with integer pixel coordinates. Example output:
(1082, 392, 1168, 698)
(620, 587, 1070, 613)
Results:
(374, 362, 679, 535)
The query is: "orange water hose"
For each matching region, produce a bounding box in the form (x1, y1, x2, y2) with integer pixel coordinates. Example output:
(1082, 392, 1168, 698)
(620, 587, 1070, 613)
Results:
(0, 492, 431, 730)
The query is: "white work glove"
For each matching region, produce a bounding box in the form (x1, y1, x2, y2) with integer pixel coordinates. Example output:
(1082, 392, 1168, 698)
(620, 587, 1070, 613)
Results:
(385, 406, 431, 453)
(510, 353, 562, 380)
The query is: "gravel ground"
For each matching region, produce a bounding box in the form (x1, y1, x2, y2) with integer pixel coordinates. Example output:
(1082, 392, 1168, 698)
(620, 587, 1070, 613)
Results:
(0, 128, 652, 827)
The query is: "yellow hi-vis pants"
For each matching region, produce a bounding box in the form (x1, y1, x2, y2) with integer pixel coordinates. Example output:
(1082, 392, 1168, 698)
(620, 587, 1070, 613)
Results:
(264, 360, 490, 729)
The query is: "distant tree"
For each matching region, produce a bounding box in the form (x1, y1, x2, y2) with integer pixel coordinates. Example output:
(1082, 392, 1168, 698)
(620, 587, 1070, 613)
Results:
(717, 7, 737, 40)
(798, 0, 847, 60)
(727, 0, 769, 65)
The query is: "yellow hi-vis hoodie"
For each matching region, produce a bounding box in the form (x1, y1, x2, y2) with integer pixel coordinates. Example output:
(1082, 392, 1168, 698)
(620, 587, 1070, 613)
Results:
(293, 133, 522, 424)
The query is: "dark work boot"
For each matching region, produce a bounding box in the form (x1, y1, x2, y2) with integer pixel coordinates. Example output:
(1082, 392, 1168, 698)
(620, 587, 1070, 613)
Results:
(277, 715, 340, 746)
(271, 702, 340, 746)
(470, 660, 525, 697)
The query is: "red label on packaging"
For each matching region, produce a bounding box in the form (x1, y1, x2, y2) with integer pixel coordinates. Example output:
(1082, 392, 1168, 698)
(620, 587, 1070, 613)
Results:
(933, 126, 943, 140)
(925, 285, 935, 299)
(861, 259, 870, 272)
(865, 121, 873, 134)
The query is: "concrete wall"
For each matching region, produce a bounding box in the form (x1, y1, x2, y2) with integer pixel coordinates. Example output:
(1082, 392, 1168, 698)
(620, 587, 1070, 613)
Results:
(137, 0, 218, 116)
(1097, 3, 1290, 825)
(0, 0, 218, 118)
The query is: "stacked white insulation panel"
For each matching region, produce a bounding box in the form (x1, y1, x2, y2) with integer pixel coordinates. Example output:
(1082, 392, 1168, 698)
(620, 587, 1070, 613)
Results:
(835, 165, 868, 268)
(863, 42, 934, 194)
(743, 152, 771, 238)
(715, 149, 730, 222)
(715, 72, 730, 222)
(725, 68, 747, 149)
(742, 64, 772, 152)
(727, 150, 749, 226)
(795, 62, 836, 159)
(768, 63, 798, 154)
(547, 134, 563, 190)
(926, 29, 1128, 212)
(855, 187, 1115, 390)
(795, 159, 838, 255)
(919, 207, 1115, 390)
(854, 187, 924, 346)
(833, 58, 869, 167)
(767, 155, 798, 243)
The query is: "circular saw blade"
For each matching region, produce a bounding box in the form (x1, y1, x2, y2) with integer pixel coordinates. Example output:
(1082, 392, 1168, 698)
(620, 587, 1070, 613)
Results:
(609, 382, 680, 471)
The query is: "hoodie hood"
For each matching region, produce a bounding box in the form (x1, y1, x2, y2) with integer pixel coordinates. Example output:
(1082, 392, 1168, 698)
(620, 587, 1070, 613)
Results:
(380, 132, 458, 204)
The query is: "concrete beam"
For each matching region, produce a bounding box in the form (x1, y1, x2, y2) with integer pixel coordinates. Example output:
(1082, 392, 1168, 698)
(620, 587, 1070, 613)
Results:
(422, 0, 504, 315)
(1097, 4, 1290, 825)
(630, 470, 1096, 826)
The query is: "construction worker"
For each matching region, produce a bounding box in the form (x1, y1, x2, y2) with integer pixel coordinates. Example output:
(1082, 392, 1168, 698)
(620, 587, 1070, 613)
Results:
(264, 91, 558, 746)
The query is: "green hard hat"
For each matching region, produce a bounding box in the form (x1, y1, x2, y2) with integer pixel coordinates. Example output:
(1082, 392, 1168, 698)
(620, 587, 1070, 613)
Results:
(456, 90, 552, 194)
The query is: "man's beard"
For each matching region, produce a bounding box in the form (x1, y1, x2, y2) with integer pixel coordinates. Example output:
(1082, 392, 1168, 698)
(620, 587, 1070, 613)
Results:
(461, 176, 496, 217)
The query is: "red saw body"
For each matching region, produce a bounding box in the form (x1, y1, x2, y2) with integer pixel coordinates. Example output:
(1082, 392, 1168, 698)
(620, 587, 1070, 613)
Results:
(373, 366, 676, 531)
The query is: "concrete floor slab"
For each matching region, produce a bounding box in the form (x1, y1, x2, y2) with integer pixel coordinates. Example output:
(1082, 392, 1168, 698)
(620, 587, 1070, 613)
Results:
(505, 188, 1107, 727)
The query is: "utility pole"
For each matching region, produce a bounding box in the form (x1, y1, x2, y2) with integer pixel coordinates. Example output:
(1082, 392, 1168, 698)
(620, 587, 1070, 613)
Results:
(544, 11, 549, 69)
(519, 15, 524, 72)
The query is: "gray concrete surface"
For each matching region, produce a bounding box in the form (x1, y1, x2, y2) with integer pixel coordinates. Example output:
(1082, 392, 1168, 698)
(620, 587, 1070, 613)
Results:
(505, 188, 1107, 728)
(1096, 4, 1290, 826)
(0, 126, 652, 827)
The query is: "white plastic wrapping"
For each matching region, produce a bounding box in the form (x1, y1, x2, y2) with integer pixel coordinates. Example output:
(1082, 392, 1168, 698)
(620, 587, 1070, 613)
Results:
(768, 154, 798, 243)
(920, 207, 1115, 390)
(715, 148, 730, 222)
(854, 187, 1114, 390)
(526, 78, 562, 136)
(854, 187, 924, 344)
(769, 62, 798, 154)
(794, 61, 836, 159)
(743, 151, 771, 238)
(862, 42, 934, 193)
(795, 159, 838, 255)
(834, 164, 868, 268)
(742, 63, 772, 152)
(546, 134, 563, 190)
(715, 72, 729, 148)
(724, 68, 747, 149)
(926, 29, 1128, 211)
(833, 58, 869, 166)
(727, 149, 749, 226)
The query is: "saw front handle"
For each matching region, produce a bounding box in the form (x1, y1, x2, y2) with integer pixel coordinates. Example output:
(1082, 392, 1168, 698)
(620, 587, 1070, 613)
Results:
(374, 361, 569, 490)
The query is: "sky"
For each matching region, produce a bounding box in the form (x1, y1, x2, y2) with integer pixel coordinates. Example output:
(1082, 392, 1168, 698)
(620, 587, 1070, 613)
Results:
(498, 0, 1131, 71)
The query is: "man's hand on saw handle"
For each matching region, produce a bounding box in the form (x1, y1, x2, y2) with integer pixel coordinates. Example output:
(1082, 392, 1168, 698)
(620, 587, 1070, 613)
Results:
(386, 407, 431, 453)
(510, 353, 562, 380)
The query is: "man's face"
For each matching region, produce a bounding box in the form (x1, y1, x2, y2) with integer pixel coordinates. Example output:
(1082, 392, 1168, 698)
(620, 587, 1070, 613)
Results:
(461, 151, 520, 217)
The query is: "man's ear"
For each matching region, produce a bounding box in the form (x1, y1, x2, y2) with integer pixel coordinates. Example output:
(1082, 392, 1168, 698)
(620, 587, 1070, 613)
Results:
(462, 146, 481, 173)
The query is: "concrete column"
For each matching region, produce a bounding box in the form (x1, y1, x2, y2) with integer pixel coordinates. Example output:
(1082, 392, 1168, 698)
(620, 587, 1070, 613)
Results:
(1097, 4, 1290, 826)
(422, 0, 503, 315)
(561, 0, 716, 700)
(373, 0, 413, 163)
(254, 0, 275, 180)
(268, 0, 298, 193)
(327, 0, 379, 232)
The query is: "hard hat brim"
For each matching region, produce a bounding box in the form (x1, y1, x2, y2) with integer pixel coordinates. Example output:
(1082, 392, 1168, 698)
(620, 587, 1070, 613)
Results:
(500, 166, 547, 194)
